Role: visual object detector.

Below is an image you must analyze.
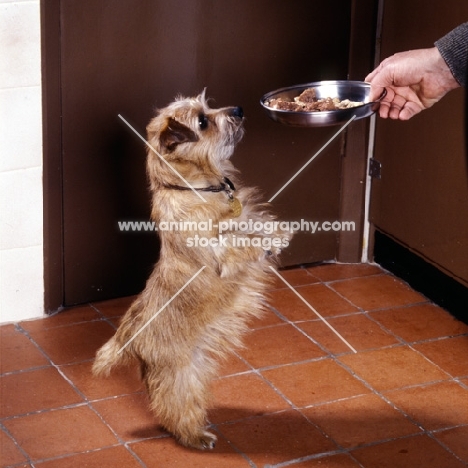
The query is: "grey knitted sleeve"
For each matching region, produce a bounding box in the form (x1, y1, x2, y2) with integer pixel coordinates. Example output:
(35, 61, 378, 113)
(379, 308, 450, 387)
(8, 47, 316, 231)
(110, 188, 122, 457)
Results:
(435, 22, 468, 87)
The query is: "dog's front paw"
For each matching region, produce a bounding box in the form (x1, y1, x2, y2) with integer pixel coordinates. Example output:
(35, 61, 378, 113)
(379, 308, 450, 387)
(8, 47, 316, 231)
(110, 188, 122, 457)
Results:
(180, 430, 217, 450)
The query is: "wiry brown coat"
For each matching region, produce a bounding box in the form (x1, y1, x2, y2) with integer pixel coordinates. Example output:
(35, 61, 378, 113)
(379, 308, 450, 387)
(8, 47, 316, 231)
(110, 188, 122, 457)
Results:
(93, 91, 291, 450)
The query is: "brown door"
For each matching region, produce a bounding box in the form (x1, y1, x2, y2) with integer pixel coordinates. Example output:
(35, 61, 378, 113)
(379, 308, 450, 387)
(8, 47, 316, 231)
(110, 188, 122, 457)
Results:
(370, 0, 468, 288)
(43, 0, 377, 308)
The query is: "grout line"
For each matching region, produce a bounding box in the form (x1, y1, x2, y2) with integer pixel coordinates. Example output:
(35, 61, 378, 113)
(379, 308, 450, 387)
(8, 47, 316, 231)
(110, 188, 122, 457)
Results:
(430, 422, 468, 434)
(85, 403, 149, 467)
(214, 369, 256, 381)
(406, 345, 454, 380)
(266, 306, 334, 356)
(210, 428, 258, 468)
(0, 401, 90, 422)
(456, 378, 468, 390)
(425, 430, 468, 465)
(370, 377, 462, 397)
(319, 271, 387, 285)
(1, 363, 53, 378)
(12, 314, 116, 332)
(11, 443, 127, 468)
(82, 390, 146, 406)
(270, 306, 363, 323)
(0, 421, 33, 466)
(245, 355, 331, 374)
(267, 267, 386, 292)
(265, 449, 346, 468)
(125, 433, 171, 445)
(299, 392, 380, 411)
(88, 303, 121, 330)
(269, 267, 358, 353)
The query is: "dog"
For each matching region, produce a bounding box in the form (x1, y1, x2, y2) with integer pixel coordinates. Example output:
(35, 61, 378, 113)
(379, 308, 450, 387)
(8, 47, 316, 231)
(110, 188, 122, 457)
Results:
(92, 90, 292, 450)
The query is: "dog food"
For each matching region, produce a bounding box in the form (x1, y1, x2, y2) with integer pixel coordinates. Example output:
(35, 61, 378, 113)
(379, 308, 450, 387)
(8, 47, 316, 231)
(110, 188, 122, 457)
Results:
(265, 87, 364, 112)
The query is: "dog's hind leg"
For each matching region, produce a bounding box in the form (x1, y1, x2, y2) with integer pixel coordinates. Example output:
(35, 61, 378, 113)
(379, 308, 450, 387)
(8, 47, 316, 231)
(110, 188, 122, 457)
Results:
(144, 350, 217, 450)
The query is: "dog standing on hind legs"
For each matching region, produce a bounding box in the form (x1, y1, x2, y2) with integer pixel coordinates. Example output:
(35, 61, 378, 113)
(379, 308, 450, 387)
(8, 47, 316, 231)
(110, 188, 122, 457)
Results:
(92, 90, 292, 450)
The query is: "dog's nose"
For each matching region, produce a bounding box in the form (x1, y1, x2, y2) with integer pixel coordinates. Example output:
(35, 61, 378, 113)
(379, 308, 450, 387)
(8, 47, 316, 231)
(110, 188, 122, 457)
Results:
(230, 106, 244, 119)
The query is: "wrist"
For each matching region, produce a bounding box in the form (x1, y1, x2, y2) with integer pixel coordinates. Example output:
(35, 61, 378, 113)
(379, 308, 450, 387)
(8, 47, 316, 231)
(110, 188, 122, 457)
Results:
(433, 45, 463, 91)
(434, 23, 468, 87)
(425, 46, 460, 93)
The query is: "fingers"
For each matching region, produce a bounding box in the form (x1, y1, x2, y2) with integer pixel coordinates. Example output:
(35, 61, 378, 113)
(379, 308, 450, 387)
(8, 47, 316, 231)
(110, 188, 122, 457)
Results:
(398, 102, 422, 120)
(378, 93, 422, 120)
(378, 101, 391, 119)
(387, 93, 407, 119)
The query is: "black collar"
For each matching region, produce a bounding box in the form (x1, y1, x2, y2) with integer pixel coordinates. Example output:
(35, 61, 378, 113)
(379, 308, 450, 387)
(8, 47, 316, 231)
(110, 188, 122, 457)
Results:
(163, 177, 236, 193)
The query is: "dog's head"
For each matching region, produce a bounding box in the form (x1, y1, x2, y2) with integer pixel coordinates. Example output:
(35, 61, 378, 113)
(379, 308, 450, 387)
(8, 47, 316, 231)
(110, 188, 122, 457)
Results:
(146, 90, 244, 185)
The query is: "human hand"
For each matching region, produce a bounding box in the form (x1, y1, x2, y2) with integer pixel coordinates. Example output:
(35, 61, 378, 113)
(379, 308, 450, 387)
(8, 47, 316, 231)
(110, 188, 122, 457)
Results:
(365, 47, 460, 120)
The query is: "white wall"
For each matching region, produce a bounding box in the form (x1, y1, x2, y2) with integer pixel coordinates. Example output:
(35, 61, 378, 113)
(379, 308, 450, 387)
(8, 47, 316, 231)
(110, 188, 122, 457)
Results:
(0, 0, 44, 322)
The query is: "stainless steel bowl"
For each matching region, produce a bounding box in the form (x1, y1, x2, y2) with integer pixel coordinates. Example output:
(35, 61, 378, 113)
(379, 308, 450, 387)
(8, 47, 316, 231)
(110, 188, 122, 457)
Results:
(260, 80, 384, 127)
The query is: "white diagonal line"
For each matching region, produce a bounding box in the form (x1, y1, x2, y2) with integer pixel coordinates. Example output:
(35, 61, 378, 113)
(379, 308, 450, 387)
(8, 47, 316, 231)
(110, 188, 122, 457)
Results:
(117, 265, 206, 354)
(268, 115, 356, 202)
(269, 266, 358, 353)
(118, 114, 207, 202)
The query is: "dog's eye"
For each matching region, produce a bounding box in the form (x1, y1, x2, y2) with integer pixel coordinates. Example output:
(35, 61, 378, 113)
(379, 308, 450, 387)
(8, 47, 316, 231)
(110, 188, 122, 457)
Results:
(198, 113, 208, 130)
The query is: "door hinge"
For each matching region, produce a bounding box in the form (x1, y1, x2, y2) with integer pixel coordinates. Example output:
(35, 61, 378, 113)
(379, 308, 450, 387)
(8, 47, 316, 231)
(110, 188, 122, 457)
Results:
(369, 158, 382, 179)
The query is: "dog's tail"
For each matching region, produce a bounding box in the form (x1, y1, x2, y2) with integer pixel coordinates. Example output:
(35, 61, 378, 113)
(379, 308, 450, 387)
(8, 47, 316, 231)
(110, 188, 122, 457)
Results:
(92, 336, 129, 377)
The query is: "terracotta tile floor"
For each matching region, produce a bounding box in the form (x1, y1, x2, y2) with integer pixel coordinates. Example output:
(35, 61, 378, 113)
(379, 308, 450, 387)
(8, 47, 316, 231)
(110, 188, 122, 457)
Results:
(1, 263, 468, 468)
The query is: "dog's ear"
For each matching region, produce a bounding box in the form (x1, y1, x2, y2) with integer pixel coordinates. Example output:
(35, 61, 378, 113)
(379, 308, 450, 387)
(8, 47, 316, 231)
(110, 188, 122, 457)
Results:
(198, 88, 207, 102)
(160, 118, 199, 152)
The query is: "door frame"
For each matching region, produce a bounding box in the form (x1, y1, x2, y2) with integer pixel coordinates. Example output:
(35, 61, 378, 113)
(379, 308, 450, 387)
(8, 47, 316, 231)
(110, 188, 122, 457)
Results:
(338, 0, 380, 262)
(42, 0, 63, 313)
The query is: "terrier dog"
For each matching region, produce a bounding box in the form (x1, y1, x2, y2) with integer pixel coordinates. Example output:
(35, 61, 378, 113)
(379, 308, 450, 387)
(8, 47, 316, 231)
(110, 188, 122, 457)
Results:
(93, 91, 292, 450)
